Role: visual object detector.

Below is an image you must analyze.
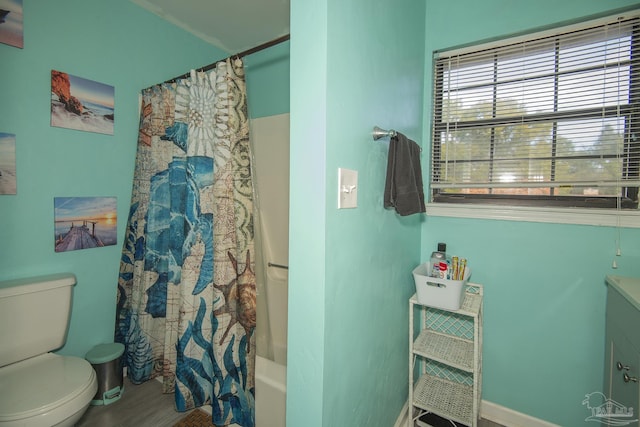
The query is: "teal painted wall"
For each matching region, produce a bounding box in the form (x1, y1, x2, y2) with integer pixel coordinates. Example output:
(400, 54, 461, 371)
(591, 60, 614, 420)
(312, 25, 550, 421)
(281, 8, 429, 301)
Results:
(289, 0, 425, 426)
(0, 0, 225, 358)
(244, 41, 290, 119)
(288, 0, 328, 424)
(424, 1, 640, 426)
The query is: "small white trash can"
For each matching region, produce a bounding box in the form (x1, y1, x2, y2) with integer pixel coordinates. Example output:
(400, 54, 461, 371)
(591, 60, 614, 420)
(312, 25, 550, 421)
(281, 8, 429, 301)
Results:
(85, 343, 125, 406)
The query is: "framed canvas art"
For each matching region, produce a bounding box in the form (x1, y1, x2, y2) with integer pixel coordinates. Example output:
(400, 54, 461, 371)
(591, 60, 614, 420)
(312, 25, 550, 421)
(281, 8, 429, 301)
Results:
(51, 70, 115, 135)
(54, 196, 117, 252)
(0, 132, 16, 194)
(0, 0, 23, 48)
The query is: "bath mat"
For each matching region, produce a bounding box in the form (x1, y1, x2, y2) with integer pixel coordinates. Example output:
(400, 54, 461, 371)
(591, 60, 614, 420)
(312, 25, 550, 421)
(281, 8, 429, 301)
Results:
(172, 409, 215, 427)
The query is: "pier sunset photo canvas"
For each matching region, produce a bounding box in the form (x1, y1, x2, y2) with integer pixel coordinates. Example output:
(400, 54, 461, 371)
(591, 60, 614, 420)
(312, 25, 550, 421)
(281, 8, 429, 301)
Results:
(54, 196, 117, 252)
(51, 70, 115, 135)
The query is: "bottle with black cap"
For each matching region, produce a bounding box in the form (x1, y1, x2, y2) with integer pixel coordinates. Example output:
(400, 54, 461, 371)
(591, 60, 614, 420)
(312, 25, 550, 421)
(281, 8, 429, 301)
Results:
(429, 242, 447, 277)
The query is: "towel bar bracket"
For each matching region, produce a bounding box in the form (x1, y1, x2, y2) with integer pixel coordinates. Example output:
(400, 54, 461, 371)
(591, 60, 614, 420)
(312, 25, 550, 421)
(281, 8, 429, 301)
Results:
(372, 126, 397, 140)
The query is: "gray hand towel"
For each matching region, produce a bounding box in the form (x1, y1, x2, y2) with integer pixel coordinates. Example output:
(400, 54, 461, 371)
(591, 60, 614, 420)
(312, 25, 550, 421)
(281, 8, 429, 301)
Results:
(383, 132, 425, 216)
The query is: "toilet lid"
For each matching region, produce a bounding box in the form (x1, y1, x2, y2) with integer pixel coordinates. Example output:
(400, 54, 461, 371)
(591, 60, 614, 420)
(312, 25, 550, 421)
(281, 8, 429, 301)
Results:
(0, 353, 96, 421)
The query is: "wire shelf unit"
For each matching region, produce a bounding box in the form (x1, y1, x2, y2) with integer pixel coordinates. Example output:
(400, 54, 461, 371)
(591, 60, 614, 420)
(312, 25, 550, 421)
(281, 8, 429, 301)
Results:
(409, 284, 483, 427)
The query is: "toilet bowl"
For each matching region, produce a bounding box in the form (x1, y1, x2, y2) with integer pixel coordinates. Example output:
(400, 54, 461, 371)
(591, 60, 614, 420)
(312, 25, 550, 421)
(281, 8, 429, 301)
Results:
(0, 354, 98, 427)
(0, 273, 98, 427)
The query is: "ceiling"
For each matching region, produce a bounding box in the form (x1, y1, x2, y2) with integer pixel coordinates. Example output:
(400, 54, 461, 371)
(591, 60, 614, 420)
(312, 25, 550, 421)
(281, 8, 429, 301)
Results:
(130, 0, 290, 54)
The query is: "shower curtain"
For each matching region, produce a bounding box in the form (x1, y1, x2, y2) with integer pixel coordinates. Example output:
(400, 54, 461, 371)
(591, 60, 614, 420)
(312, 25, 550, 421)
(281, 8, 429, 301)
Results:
(115, 58, 256, 427)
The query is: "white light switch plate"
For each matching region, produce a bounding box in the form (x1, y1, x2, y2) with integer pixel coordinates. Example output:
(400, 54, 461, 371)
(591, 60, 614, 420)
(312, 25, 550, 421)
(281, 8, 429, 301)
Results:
(338, 168, 358, 209)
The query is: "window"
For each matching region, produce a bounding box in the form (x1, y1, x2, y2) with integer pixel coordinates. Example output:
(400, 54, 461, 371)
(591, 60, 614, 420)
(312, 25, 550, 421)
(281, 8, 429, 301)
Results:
(430, 12, 640, 210)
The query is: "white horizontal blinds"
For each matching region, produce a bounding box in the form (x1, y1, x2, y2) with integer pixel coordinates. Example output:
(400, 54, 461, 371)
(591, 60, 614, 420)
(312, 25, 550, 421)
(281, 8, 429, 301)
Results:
(431, 14, 640, 204)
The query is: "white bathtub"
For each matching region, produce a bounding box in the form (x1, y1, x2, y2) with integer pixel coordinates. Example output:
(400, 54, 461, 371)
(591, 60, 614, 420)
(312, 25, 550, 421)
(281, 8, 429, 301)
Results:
(255, 355, 286, 427)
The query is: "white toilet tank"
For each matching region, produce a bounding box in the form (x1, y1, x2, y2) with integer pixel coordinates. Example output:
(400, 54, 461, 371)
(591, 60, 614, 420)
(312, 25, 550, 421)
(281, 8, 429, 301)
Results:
(0, 273, 76, 368)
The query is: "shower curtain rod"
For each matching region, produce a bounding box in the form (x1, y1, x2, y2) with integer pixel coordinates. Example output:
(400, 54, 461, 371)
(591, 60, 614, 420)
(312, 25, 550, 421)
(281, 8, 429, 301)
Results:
(164, 34, 290, 84)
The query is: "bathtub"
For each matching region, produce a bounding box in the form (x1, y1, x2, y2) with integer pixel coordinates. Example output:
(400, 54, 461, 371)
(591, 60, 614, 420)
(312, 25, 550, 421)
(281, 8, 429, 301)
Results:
(254, 261, 287, 426)
(255, 355, 286, 427)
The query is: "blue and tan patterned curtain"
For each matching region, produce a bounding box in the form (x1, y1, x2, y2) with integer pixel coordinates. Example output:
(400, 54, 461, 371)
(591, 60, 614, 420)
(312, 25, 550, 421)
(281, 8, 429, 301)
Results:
(116, 58, 256, 427)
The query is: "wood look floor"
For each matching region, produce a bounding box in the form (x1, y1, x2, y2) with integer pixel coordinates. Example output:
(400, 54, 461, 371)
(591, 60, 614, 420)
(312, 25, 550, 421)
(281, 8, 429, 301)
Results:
(76, 376, 505, 427)
(76, 377, 191, 427)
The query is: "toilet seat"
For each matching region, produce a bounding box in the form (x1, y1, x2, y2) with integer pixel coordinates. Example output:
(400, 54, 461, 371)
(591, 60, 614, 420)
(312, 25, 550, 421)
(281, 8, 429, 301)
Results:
(0, 353, 97, 426)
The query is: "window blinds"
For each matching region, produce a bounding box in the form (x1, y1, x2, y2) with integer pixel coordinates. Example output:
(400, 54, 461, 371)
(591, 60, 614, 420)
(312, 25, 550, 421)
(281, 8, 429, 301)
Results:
(431, 12, 640, 208)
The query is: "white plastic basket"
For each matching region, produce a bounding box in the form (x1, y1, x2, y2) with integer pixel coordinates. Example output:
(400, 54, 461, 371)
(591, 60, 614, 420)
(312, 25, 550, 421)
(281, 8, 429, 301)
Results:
(412, 262, 471, 310)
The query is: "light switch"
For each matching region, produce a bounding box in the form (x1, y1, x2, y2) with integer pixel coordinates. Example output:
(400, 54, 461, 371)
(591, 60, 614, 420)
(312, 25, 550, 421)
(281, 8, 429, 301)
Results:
(338, 168, 358, 209)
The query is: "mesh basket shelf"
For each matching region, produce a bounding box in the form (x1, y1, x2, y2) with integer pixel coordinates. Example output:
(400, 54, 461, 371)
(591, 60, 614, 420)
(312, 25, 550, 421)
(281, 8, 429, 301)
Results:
(414, 330, 474, 372)
(413, 374, 473, 426)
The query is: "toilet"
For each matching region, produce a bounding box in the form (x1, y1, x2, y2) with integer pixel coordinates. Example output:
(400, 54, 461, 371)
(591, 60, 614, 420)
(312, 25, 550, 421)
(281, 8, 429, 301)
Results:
(0, 273, 98, 427)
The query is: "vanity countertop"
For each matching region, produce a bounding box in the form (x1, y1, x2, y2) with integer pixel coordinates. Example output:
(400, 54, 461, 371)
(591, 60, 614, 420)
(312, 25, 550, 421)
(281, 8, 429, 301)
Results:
(606, 275, 640, 312)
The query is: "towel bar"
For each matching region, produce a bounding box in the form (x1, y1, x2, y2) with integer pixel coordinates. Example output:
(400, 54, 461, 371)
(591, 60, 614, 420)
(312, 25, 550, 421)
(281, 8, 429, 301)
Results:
(373, 126, 422, 152)
(268, 262, 289, 270)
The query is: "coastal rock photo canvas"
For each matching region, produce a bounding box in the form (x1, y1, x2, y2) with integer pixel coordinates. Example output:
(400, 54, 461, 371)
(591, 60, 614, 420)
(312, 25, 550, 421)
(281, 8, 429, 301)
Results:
(51, 70, 115, 135)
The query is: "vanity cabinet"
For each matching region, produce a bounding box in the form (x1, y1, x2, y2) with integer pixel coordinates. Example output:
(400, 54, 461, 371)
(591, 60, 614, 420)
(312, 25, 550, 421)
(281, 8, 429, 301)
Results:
(604, 276, 640, 416)
(409, 284, 483, 427)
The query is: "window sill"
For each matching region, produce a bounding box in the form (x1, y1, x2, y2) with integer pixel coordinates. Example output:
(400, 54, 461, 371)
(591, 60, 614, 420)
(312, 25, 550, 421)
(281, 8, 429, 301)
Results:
(425, 203, 640, 228)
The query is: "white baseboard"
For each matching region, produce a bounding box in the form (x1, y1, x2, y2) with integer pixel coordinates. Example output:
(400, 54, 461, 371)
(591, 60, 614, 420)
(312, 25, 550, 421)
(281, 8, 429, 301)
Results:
(394, 400, 560, 427)
(481, 401, 560, 427)
(394, 401, 409, 427)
